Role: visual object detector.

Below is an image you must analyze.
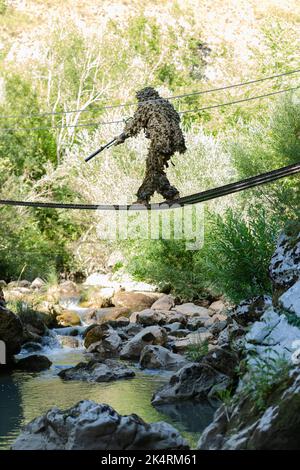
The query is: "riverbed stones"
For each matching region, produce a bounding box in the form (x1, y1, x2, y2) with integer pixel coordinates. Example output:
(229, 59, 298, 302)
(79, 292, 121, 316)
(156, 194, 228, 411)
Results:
(12, 400, 189, 450)
(58, 359, 135, 382)
(113, 291, 161, 312)
(140, 345, 189, 371)
(16, 354, 52, 372)
(120, 325, 168, 359)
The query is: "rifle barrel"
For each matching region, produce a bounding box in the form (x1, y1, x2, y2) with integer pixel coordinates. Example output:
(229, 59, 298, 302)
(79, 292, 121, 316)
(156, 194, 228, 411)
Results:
(85, 138, 116, 162)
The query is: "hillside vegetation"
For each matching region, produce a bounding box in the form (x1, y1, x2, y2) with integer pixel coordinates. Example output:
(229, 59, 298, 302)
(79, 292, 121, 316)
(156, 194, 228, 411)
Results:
(0, 0, 299, 302)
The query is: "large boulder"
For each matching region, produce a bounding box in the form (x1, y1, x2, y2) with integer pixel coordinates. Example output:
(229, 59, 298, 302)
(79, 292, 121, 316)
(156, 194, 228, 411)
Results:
(140, 345, 189, 371)
(120, 326, 168, 360)
(198, 366, 300, 450)
(58, 359, 135, 383)
(152, 346, 239, 404)
(16, 355, 52, 372)
(112, 291, 161, 312)
(12, 400, 189, 450)
(0, 305, 24, 358)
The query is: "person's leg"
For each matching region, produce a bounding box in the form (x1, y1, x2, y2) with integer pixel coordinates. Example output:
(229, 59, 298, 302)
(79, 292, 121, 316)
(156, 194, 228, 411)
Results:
(135, 151, 157, 203)
(155, 154, 180, 201)
(135, 149, 180, 203)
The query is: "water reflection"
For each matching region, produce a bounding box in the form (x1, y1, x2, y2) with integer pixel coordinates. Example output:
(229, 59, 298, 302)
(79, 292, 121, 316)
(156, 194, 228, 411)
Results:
(154, 400, 219, 433)
(0, 372, 23, 449)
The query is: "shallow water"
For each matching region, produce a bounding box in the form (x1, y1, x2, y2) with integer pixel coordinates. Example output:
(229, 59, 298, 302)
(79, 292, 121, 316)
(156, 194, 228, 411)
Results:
(0, 346, 218, 449)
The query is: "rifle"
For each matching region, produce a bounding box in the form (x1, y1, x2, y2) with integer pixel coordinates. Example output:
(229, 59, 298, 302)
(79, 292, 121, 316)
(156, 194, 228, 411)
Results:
(85, 138, 117, 163)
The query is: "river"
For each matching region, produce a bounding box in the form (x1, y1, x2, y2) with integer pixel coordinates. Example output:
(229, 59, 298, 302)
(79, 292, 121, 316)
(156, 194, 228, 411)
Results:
(0, 299, 218, 449)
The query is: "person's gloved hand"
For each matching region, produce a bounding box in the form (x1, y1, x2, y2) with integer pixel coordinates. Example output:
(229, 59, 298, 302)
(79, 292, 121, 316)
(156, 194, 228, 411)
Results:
(114, 133, 126, 146)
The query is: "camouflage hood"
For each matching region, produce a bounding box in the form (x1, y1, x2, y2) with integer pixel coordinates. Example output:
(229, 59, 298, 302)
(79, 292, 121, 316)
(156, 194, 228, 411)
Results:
(136, 87, 160, 102)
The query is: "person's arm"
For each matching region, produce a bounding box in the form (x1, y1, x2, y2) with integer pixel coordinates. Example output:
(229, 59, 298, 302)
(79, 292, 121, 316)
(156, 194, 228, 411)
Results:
(114, 106, 147, 145)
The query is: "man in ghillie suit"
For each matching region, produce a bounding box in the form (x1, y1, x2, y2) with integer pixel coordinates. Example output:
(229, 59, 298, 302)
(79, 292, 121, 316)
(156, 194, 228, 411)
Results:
(115, 87, 187, 204)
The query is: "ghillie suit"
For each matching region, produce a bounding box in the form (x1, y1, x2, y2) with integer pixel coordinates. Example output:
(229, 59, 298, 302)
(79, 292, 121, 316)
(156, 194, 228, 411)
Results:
(115, 87, 187, 204)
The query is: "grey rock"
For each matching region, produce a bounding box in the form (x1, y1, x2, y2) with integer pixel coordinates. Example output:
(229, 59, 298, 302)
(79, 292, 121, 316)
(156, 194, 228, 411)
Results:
(16, 355, 52, 372)
(152, 346, 239, 404)
(58, 359, 135, 382)
(12, 400, 189, 450)
(140, 345, 189, 371)
(120, 325, 168, 360)
(151, 295, 175, 311)
(198, 366, 300, 450)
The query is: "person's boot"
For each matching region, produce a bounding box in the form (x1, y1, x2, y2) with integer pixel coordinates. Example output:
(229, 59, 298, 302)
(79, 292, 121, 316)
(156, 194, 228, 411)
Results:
(132, 197, 150, 206)
(164, 190, 180, 204)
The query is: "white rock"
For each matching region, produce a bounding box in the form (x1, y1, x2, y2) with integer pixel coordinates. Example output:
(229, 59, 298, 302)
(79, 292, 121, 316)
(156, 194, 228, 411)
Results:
(245, 307, 300, 361)
(279, 280, 300, 317)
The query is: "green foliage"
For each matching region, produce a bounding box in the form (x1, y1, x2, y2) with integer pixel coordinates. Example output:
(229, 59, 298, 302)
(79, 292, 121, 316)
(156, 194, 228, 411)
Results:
(0, 73, 57, 178)
(0, 0, 7, 15)
(126, 238, 206, 301)
(197, 205, 281, 303)
(7, 299, 42, 326)
(186, 337, 209, 362)
(241, 352, 291, 412)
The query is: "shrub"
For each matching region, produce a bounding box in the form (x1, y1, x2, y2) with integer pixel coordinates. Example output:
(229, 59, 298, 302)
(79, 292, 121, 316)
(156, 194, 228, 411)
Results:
(186, 337, 209, 362)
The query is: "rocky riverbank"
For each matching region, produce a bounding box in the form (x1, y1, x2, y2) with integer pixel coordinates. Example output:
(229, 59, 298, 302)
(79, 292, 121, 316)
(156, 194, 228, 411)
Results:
(1, 225, 300, 449)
